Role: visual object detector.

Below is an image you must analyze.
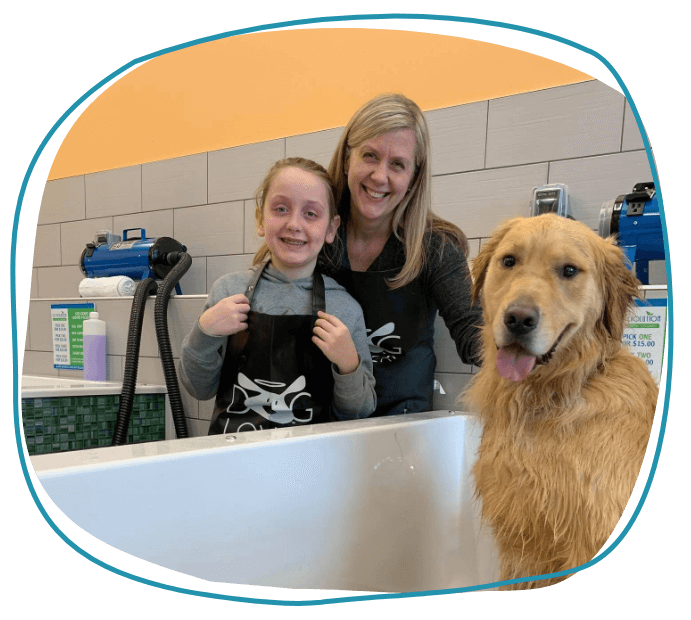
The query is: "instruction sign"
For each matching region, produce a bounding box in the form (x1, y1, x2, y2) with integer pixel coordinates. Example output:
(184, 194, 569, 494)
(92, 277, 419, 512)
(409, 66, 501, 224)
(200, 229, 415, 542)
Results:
(622, 298, 667, 384)
(51, 303, 95, 370)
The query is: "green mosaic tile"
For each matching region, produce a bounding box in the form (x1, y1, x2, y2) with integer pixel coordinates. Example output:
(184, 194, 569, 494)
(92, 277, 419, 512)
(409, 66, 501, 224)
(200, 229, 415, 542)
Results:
(22, 392, 166, 456)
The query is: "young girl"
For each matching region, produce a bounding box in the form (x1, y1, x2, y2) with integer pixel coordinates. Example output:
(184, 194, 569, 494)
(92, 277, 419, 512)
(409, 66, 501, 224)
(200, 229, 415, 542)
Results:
(179, 157, 376, 434)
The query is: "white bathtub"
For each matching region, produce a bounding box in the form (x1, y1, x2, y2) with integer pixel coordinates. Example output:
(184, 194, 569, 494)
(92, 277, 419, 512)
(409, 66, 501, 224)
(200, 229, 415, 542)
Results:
(31, 410, 499, 593)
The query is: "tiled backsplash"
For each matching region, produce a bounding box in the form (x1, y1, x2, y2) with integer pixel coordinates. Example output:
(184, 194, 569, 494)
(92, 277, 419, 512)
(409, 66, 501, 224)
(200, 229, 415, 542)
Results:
(26, 80, 665, 435)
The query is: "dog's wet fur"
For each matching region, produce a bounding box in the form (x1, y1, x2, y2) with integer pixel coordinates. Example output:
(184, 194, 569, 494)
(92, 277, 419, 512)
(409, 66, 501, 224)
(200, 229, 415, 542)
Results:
(465, 214, 658, 590)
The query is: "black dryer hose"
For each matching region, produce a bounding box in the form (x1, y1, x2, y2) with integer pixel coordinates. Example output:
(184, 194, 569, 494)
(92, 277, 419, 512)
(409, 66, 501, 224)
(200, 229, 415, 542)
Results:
(154, 251, 193, 440)
(110, 252, 192, 446)
(111, 278, 158, 446)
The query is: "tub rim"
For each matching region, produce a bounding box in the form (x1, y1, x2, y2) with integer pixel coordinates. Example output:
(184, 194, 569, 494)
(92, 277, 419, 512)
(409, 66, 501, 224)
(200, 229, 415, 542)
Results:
(31, 409, 479, 475)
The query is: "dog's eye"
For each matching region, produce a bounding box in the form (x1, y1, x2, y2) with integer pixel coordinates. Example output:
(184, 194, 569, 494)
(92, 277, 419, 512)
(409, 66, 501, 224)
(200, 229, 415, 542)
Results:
(562, 265, 579, 278)
(502, 255, 516, 268)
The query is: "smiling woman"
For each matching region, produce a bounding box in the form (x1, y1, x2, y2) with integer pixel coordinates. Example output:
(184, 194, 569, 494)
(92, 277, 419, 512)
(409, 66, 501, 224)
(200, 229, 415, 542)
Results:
(324, 93, 484, 417)
(345, 129, 417, 249)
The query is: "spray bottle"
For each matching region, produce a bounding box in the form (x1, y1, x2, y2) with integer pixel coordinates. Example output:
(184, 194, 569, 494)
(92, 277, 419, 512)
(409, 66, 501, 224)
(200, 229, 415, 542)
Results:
(83, 312, 106, 381)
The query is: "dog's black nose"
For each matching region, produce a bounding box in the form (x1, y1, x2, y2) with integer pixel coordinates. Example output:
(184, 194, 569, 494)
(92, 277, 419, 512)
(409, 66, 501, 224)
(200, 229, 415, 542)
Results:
(504, 305, 539, 336)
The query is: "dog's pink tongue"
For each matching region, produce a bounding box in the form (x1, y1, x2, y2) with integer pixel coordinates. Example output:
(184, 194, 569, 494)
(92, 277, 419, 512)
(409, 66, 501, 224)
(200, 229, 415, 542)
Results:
(496, 346, 536, 382)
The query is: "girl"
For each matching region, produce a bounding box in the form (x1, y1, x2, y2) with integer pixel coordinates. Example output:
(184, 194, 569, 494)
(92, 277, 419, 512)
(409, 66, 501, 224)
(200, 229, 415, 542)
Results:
(180, 157, 376, 434)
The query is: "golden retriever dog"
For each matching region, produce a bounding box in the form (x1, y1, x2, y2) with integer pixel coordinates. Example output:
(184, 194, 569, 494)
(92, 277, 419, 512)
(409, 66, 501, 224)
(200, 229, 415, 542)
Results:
(465, 214, 658, 590)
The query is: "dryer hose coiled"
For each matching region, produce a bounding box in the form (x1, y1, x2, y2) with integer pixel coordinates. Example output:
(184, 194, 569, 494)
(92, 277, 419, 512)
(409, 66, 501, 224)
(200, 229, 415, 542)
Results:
(111, 251, 192, 446)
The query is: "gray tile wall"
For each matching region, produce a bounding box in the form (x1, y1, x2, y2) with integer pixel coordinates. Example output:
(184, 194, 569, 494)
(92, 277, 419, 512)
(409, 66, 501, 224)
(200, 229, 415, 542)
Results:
(26, 80, 663, 435)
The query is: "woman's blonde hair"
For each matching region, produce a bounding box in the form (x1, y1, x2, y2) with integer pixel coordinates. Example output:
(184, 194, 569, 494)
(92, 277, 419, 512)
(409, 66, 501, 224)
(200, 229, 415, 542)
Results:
(328, 93, 468, 288)
(253, 157, 341, 268)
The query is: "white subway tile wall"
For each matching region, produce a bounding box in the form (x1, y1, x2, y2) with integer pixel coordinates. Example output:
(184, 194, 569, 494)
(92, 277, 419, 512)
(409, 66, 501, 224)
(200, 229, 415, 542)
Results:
(26, 82, 661, 434)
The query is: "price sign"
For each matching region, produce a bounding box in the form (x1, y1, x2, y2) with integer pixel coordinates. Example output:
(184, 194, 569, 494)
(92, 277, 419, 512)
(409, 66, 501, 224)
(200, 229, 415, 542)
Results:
(51, 303, 95, 370)
(622, 298, 667, 384)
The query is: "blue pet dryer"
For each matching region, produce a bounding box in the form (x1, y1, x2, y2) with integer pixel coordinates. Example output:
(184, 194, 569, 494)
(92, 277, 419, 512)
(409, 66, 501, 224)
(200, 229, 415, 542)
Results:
(598, 182, 665, 285)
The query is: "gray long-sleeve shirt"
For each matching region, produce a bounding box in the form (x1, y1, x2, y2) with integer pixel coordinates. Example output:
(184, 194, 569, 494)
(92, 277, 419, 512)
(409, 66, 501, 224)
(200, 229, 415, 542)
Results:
(179, 262, 377, 420)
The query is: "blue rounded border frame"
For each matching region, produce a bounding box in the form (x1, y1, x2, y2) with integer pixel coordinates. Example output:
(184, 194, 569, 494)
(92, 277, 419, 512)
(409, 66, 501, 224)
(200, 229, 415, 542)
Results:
(10, 12, 672, 604)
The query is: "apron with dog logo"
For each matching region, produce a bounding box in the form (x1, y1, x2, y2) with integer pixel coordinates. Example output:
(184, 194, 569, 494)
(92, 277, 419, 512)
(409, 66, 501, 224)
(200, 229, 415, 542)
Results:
(337, 264, 434, 418)
(208, 262, 334, 435)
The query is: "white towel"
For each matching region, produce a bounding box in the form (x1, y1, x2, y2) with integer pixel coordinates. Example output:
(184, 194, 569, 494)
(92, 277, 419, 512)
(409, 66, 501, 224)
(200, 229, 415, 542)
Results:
(79, 276, 137, 297)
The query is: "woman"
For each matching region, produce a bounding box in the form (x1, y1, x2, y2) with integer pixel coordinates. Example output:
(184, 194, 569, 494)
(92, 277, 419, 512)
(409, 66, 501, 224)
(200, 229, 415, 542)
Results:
(326, 93, 482, 417)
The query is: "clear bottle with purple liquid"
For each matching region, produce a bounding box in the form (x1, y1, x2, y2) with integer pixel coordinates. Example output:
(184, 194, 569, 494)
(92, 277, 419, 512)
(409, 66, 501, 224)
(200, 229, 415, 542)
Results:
(83, 311, 106, 381)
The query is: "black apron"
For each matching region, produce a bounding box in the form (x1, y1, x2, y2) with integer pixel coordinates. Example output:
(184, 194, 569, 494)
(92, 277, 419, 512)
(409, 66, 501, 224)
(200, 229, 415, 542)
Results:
(208, 263, 334, 435)
(337, 266, 435, 417)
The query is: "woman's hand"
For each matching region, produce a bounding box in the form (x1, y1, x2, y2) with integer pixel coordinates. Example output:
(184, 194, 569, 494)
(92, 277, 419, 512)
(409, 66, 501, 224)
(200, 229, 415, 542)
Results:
(313, 311, 359, 375)
(198, 294, 251, 337)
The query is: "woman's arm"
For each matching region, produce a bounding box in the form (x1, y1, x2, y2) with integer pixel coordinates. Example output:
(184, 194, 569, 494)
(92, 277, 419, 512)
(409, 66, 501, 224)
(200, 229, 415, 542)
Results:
(426, 233, 484, 367)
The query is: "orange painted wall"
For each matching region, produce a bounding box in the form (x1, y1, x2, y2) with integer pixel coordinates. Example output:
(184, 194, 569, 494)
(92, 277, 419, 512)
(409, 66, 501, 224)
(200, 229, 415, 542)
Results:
(48, 28, 592, 180)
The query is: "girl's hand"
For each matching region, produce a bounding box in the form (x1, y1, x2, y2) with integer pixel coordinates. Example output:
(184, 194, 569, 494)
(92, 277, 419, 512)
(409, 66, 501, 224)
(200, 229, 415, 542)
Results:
(312, 311, 359, 375)
(198, 294, 251, 337)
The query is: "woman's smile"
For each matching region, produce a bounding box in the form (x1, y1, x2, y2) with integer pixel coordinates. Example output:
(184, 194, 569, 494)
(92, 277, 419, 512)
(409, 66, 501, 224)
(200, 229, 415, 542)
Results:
(363, 186, 389, 200)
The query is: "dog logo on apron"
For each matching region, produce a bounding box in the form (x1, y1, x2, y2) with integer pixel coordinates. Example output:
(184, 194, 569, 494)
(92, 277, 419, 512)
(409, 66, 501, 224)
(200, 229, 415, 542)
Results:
(366, 322, 403, 364)
(208, 263, 333, 435)
(222, 373, 314, 433)
(335, 246, 433, 416)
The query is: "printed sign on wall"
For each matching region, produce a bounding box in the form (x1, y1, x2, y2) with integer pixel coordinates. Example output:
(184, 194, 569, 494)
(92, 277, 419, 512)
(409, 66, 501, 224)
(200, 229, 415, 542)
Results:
(622, 298, 667, 384)
(51, 303, 95, 370)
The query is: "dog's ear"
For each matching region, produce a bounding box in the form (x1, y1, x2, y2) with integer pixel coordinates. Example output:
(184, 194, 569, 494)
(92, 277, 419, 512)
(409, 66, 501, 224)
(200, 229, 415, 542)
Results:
(471, 217, 521, 304)
(596, 236, 642, 342)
